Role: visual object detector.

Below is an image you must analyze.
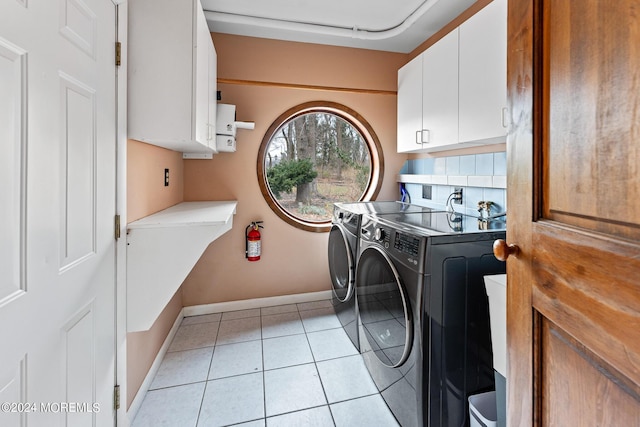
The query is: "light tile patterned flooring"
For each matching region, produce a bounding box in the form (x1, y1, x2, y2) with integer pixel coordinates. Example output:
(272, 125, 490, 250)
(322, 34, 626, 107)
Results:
(132, 299, 400, 427)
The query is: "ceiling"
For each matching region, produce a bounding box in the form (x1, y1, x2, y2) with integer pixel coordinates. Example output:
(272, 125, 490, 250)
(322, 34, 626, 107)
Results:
(202, 0, 478, 53)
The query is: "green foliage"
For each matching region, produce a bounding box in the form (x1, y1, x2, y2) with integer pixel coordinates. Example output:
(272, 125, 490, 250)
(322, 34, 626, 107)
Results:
(356, 166, 370, 190)
(298, 204, 327, 216)
(267, 158, 318, 198)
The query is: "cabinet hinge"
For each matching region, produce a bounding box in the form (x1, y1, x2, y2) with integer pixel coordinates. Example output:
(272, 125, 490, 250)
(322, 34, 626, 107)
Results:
(114, 215, 121, 240)
(115, 42, 122, 66)
(113, 385, 121, 410)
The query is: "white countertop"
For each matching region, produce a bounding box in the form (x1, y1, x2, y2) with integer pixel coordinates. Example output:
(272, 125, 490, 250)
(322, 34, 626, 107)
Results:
(127, 201, 237, 229)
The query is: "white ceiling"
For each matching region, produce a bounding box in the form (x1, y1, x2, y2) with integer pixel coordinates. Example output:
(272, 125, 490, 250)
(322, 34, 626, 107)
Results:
(202, 0, 478, 53)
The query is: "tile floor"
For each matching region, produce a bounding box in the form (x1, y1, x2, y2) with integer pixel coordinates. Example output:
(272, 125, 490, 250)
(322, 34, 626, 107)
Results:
(132, 299, 400, 427)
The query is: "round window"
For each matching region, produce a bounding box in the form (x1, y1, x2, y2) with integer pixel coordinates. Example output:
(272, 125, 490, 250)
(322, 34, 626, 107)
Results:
(257, 102, 384, 232)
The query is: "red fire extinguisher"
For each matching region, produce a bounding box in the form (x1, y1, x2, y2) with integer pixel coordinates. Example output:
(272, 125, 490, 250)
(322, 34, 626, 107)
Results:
(245, 221, 264, 261)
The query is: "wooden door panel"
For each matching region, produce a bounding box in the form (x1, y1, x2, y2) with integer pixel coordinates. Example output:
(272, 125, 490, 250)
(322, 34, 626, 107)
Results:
(538, 0, 640, 400)
(544, 0, 640, 239)
(508, 0, 640, 425)
(532, 222, 640, 387)
(540, 319, 640, 427)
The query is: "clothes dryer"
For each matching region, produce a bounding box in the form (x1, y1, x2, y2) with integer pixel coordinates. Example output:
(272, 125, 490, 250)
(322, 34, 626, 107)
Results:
(356, 211, 506, 427)
(328, 201, 434, 351)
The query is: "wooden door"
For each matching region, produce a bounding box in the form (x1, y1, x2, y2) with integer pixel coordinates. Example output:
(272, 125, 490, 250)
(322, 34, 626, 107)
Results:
(506, 0, 640, 425)
(0, 0, 117, 425)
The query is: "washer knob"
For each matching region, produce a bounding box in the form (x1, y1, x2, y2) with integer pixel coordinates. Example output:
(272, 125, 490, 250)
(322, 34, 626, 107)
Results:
(374, 228, 385, 241)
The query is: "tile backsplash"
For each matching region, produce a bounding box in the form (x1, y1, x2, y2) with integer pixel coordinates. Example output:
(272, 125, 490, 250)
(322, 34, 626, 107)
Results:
(398, 152, 507, 217)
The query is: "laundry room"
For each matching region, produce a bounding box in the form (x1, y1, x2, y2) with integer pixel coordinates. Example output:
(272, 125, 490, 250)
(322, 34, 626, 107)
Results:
(5, 0, 635, 425)
(125, 0, 508, 424)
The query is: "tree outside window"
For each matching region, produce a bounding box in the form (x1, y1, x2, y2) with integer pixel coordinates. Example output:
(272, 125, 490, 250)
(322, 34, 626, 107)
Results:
(258, 102, 383, 232)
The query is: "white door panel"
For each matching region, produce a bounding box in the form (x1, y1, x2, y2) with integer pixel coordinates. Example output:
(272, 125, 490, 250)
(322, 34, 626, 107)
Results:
(0, 38, 27, 307)
(0, 0, 117, 425)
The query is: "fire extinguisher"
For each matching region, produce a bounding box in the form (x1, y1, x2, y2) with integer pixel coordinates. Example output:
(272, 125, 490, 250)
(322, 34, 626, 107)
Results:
(245, 221, 264, 261)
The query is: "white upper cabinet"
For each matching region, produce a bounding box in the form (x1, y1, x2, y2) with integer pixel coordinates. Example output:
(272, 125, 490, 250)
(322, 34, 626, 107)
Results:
(128, 0, 217, 154)
(421, 29, 459, 150)
(397, 55, 423, 153)
(397, 0, 507, 153)
(458, 0, 507, 144)
(397, 30, 459, 153)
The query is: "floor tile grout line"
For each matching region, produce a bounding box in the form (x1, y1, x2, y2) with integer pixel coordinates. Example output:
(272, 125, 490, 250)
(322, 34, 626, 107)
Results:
(195, 319, 220, 427)
(194, 375, 209, 427)
(302, 320, 337, 426)
(260, 309, 267, 423)
(147, 378, 209, 392)
(146, 299, 392, 427)
(263, 402, 333, 424)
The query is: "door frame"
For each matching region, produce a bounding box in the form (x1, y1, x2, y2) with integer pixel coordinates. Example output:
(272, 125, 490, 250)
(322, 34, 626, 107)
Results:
(505, 0, 536, 424)
(115, 1, 128, 425)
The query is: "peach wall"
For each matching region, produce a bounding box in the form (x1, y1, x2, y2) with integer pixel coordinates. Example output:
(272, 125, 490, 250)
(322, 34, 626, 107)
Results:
(127, 139, 184, 221)
(212, 33, 402, 92)
(126, 290, 182, 408)
(126, 140, 185, 408)
(181, 34, 408, 306)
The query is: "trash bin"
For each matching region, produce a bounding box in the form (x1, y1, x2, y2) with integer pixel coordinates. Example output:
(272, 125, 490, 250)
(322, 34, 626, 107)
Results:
(484, 274, 507, 427)
(469, 391, 497, 427)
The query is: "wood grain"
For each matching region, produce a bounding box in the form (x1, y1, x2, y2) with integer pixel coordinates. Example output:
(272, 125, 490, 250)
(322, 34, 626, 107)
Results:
(508, 0, 640, 425)
(541, 319, 640, 426)
(506, 0, 536, 424)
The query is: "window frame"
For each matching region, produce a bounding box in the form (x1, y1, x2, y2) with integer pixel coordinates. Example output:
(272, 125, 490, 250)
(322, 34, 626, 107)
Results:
(257, 101, 384, 232)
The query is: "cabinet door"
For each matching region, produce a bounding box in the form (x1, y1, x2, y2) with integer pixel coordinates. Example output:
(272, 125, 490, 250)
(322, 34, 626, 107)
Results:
(207, 42, 218, 151)
(459, 0, 507, 143)
(397, 54, 423, 153)
(128, 0, 193, 146)
(194, 2, 211, 147)
(128, 0, 215, 154)
(421, 29, 459, 149)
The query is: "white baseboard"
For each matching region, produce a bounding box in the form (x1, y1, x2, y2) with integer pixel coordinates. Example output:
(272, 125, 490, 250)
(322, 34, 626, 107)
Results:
(127, 307, 185, 423)
(126, 290, 333, 422)
(183, 290, 333, 317)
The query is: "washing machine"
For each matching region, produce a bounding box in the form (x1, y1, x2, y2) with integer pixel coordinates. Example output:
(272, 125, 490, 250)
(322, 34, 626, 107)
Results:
(328, 204, 362, 350)
(355, 211, 506, 427)
(328, 201, 434, 351)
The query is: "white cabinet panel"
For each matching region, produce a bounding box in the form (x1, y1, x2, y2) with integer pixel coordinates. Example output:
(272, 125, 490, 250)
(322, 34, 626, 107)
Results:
(459, 0, 507, 144)
(397, 54, 423, 153)
(397, 30, 459, 153)
(421, 29, 459, 150)
(128, 0, 217, 154)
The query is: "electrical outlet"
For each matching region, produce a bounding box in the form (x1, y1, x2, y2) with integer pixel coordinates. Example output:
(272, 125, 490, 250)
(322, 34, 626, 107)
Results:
(453, 187, 463, 204)
(164, 168, 169, 187)
(422, 185, 433, 200)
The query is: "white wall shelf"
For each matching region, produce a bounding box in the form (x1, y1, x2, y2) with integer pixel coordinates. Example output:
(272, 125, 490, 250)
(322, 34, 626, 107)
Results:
(398, 174, 507, 189)
(126, 201, 237, 332)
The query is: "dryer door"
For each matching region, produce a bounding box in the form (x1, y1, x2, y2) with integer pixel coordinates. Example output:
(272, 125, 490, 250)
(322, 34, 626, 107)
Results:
(357, 246, 413, 367)
(328, 224, 355, 302)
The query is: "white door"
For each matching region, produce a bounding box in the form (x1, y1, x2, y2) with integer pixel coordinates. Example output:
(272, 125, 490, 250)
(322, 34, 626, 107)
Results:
(0, 0, 117, 426)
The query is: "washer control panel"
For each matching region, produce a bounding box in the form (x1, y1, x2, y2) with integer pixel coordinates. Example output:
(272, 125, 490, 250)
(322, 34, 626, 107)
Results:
(394, 232, 420, 257)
